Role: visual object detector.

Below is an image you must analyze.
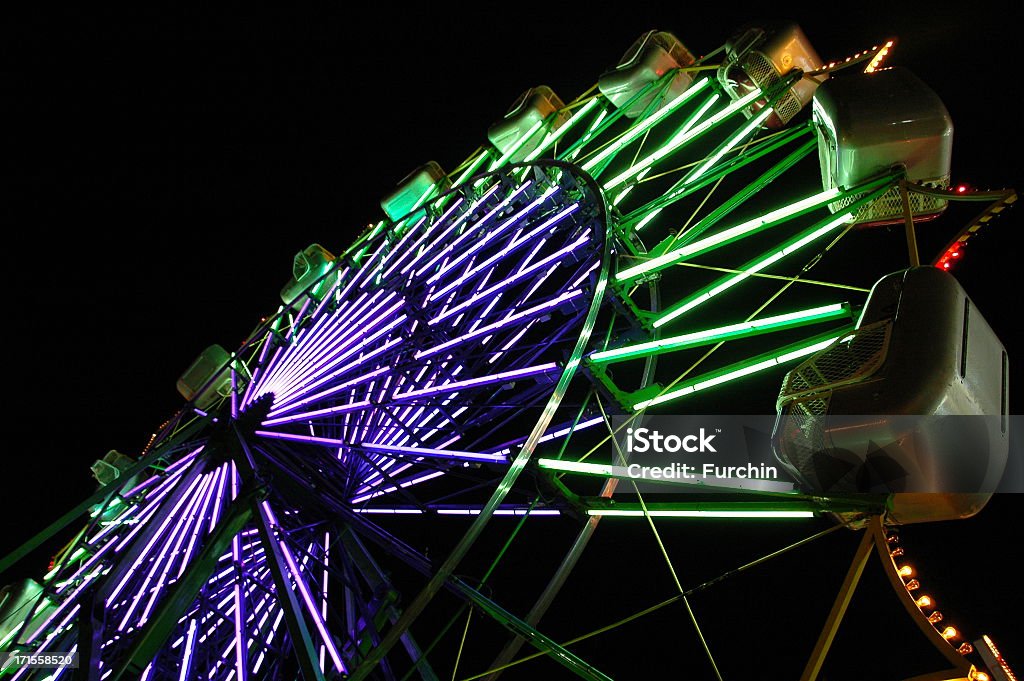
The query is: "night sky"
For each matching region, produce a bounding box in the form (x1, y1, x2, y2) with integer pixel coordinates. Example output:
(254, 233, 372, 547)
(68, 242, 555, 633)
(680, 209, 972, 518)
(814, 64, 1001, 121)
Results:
(5, 6, 1023, 679)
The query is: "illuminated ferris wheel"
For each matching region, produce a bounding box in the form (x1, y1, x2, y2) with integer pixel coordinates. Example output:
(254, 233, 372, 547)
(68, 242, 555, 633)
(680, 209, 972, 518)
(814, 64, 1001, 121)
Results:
(1, 21, 1017, 681)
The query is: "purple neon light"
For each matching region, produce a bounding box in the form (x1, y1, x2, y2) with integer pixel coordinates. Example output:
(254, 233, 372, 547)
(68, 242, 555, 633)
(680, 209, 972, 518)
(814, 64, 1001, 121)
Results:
(208, 462, 229, 534)
(244, 344, 285, 407)
(358, 443, 507, 463)
(384, 197, 465, 280)
(393, 362, 560, 402)
(255, 431, 349, 448)
(487, 316, 540, 364)
(430, 232, 590, 327)
(260, 289, 399, 397)
(289, 295, 314, 337)
(350, 507, 561, 516)
(438, 509, 562, 516)
(163, 447, 204, 475)
(110, 478, 184, 560)
(136, 472, 218, 627)
(423, 182, 544, 284)
(310, 271, 343, 320)
(119, 474, 214, 631)
(428, 202, 581, 303)
(275, 287, 391, 380)
(416, 182, 531, 280)
(253, 607, 286, 674)
(349, 470, 446, 504)
(231, 467, 248, 681)
(264, 308, 407, 404)
(179, 618, 197, 681)
(105, 472, 206, 607)
(400, 184, 501, 279)
(266, 367, 386, 421)
(491, 415, 605, 456)
(179, 464, 224, 576)
(276, 301, 405, 394)
(267, 335, 401, 412)
(416, 287, 583, 360)
(142, 466, 189, 504)
(56, 532, 122, 597)
(319, 530, 329, 674)
(260, 502, 347, 674)
(378, 213, 427, 277)
(261, 399, 372, 428)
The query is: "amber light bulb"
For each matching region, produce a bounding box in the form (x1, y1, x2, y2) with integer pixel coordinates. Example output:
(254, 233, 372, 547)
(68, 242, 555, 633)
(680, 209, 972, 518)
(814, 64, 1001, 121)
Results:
(915, 595, 932, 608)
(941, 626, 959, 640)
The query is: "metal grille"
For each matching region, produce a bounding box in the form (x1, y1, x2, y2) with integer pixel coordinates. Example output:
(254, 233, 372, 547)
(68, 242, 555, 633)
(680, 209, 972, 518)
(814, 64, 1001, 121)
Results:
(744, 52, 780, 90)
(741, 52, 802, 124)
(778, 321, 891, 407)
(773, 409, 827, 486)
(831, 176, 950, 225)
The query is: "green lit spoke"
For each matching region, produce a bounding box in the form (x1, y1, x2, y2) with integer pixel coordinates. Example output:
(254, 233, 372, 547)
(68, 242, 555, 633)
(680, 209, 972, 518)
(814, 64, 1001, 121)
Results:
(653, 179, 898, 329)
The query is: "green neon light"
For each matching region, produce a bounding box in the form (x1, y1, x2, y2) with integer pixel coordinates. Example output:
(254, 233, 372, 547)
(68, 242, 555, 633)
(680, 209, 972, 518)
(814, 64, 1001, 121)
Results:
(523, 98, 601, 163)
(562, 107, 609, 162)
(450, 151, 491, 189)
(589, 303, 850, 363)
(677, 92, 720, 137)
(580, 78, 711, 173)
(586, 509, 815, 518)
(684, 106, 774, 184)
(677, 141, 816, 248)
(488, 118, 546, 171)
(617, 187, 844, 281)
(654, 211, 855, 329)
(89, 496, 123, 518)
(42, 547, 87, 581)
(622, 94, 722, 230)
(537, 458, 612, 475)
(631, 329, 847, 411)
(603, 87, 764, 190)
(0, 627, 19, 649)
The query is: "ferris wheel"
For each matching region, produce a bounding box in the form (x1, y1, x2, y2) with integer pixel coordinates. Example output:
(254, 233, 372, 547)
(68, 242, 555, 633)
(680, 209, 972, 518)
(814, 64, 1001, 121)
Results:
(1, 20, 1018, 681)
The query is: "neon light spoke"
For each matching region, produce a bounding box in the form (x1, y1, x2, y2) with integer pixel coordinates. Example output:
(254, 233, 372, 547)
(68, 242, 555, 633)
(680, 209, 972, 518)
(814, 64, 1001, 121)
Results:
(580, 78, 710, 173)
(418, 181, 533, 280)
(589, 303, 851, 363)
(523, 97, 601, 162)
(424, 183, 546, 284)
(357, 443, 507, 463)
(416, 290, 583, 360)
(427, 202, 582, 303)
(349, 470, 446, 505)
(586, 509, 814, 518)
(684, 106, 774, 184)
(653, 211, 858, 329)
(428, 231, 590, 326)
(392, 363, 560, 401)
(631, 329, 849, 411)
(603, 87, 763, 190)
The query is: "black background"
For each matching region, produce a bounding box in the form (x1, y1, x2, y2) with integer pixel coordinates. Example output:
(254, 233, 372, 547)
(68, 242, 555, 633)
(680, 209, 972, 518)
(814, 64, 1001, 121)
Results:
(4, 4, 1023, 679)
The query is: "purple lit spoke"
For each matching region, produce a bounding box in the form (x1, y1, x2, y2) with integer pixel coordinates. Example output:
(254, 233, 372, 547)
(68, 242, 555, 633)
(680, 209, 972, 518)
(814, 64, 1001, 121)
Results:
(259, 502, 346, 674)
(356, 443, 507, 464)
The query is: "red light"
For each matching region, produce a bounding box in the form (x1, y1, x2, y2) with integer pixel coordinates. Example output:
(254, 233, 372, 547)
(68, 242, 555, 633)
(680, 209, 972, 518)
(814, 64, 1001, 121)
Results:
(957, 185, 968, 193)
(952, 251, 960, 257)
(943, 263, 950, 269)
